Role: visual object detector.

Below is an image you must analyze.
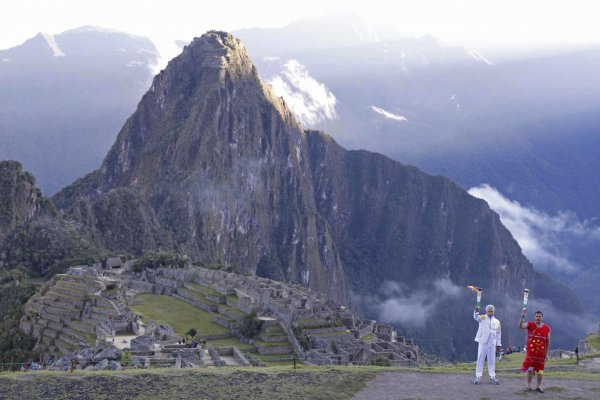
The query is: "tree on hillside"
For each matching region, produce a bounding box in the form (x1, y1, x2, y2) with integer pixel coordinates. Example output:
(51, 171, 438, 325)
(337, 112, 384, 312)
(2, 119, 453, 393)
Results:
(186, 328, 197, 341)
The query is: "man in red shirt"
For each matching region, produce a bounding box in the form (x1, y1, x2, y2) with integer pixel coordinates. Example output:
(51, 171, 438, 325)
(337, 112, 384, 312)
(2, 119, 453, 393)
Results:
(519, 310, 551, 393)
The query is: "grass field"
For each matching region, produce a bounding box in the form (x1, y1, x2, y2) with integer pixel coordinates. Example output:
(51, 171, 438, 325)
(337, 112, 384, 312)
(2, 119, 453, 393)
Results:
(130, 294, 261, 351)
(131, 294, 229, 337)
(2, 359, 600, 399)
(0, 366, 378, 400)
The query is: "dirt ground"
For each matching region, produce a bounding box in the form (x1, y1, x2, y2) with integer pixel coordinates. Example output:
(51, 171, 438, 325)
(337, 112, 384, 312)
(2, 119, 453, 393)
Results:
(352, 372, 600, 400)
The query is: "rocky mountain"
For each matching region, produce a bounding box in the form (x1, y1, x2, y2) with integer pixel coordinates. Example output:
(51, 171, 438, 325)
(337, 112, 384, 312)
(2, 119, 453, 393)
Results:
(0, 161, 53, 241)
(49, 31, 581, 359)
(0, 161, 104, 277)
(0, 26, 158, 195)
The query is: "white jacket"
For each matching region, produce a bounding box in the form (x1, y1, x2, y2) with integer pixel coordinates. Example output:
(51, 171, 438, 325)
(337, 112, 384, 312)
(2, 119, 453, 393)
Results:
(473, 312, 502, 347)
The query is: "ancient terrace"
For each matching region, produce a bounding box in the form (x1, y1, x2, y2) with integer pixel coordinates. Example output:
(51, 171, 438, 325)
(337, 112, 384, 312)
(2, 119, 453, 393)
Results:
(20, 258, 431, 369)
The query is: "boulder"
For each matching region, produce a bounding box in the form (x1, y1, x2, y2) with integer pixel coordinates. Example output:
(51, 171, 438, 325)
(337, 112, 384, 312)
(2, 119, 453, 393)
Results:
(96, 359, 110, 370)
(93, 347, 121, 361)
(130, 335, 155, 352)
(143, 321, 175, 339)
(109, 360, 123, 370)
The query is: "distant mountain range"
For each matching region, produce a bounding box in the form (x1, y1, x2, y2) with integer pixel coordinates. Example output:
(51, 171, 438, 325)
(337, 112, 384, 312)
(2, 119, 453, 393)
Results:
(0, 26, 158, 195)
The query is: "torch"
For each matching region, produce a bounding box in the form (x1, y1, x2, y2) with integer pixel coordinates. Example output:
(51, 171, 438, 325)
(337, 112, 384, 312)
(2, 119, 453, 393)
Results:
(467, 285, 483, 309)
(522, 289, 530, 315)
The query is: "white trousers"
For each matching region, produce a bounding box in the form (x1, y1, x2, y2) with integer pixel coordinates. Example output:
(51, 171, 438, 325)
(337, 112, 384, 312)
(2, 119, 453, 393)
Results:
(475, 343, 496, 378)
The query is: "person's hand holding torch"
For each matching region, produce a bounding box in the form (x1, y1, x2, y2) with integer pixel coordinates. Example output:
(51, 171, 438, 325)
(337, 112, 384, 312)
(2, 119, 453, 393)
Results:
(522, 288, 529, 316)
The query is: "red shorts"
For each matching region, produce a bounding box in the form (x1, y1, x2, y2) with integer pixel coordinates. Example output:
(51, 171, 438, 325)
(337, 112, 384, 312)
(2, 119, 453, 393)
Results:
(522, 357, 545, 373)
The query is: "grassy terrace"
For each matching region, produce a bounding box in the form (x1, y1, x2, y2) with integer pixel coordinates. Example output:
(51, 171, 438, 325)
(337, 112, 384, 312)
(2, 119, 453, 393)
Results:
(254, 340, 291, 348)
(219, 304, 247, 317)
(226, 294, 238, 304)
(263, 326, 285, 336)
(178, 288, 218, 305)
(131, 294, 229, 337)
(85, 333, 97, 346)
(186, 282, 220, 296)
(310, 331, 352, 338)
(207, 338, 256, 351)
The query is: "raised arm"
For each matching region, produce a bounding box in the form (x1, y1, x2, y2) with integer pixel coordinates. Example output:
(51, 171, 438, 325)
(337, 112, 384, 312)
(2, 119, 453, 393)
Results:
(474, 307, 482, 322)
(519, 312, 528, 329)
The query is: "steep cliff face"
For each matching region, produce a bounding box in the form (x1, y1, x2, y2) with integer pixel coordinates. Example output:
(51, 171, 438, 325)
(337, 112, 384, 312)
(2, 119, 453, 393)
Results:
(0, 161, 104, 277)
(0, 161, 52, 241)
(306, 131, 533, 296)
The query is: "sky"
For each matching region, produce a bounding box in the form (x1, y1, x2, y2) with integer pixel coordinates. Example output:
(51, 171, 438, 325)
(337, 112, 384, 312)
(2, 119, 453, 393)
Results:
(3, 0, 600, 64)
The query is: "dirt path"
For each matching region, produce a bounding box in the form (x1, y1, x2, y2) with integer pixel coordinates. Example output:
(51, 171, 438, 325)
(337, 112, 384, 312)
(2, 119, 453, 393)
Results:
(352, 372, 600, 400)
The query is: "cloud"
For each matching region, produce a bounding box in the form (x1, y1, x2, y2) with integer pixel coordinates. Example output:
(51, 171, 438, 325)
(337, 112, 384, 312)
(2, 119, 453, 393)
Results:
(468, 184, 600, 275)
(370, 278, 461, 327)
(370, 106, 408, 122)
(267, 59, 338, 127)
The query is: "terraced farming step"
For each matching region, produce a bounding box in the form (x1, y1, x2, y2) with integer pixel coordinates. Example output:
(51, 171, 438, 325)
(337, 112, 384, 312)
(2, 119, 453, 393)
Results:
(255, 341, 293, 355)
(41, 304, 82, 320)
(185, 283, 226, 304)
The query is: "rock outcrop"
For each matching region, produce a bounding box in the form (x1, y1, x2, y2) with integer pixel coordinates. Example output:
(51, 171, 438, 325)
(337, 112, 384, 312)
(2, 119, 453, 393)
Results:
(0, 160, 53, 241)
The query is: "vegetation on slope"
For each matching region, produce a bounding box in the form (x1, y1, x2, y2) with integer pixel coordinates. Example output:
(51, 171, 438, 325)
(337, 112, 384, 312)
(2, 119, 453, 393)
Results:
(0, 269, 39, 363)
(0, 218, 107, 278)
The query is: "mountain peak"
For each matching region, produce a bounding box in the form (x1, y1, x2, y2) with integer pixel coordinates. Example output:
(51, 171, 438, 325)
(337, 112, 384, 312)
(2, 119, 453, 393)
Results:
(178, 31, 254, 76)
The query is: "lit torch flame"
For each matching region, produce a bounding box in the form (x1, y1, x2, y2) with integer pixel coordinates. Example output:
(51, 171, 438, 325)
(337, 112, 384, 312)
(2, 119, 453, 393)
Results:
(467, 285, 481, 293)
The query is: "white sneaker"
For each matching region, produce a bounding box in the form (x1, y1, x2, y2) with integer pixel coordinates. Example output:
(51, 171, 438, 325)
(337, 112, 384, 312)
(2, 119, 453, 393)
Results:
(473, 377, 481, 384)
(490, 377, 500, 385)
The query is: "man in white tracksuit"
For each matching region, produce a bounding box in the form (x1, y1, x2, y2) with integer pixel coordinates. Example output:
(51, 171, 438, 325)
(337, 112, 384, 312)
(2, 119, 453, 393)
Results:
(473, 304, 502, 384)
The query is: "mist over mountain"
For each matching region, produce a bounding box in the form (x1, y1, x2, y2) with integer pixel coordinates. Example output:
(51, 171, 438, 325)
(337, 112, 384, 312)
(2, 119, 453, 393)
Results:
(234, 14, 600, 317)
(0, 26, 158, 195)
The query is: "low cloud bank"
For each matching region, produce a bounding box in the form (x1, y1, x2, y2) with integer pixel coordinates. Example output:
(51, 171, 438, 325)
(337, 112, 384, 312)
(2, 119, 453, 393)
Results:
(368, 278, 461, 327)
(469, 184, 600, 275)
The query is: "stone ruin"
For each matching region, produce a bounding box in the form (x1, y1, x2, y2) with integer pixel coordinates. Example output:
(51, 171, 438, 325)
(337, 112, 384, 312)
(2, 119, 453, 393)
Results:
(20, 258, 437, 368)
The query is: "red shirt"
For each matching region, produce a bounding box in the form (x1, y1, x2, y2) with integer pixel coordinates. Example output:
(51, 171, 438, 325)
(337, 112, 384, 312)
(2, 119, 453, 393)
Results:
(522, 322, 551, 372)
